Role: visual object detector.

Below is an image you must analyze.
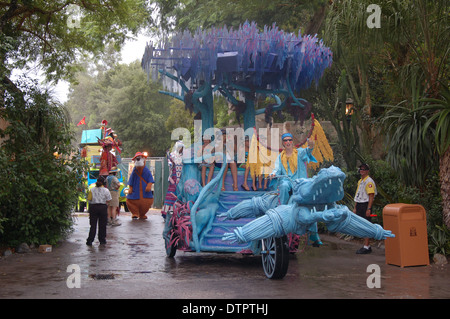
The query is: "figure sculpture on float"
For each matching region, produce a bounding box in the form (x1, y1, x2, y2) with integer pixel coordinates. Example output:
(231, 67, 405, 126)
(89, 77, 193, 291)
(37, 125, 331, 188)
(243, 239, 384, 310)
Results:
(161, 141, 184, 219)
(222, 166, 395, 244)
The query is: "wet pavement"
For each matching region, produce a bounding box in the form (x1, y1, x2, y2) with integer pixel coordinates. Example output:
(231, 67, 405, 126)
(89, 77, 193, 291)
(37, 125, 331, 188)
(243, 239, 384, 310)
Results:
(0, 209, 449, 300)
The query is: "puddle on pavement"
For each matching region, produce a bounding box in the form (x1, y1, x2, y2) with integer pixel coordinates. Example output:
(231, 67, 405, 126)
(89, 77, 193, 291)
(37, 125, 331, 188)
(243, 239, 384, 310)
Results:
(89, 273, 116, 280)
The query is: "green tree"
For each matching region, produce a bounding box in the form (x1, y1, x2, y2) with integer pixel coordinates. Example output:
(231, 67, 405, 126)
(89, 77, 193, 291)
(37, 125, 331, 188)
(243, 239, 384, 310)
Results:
(324, 0, 449, 227)
(381, 84, 438, 187)
(0, 79, 87, 246)
(153, 0, 326, 34)
(165, 99, 195, 134)
(102, 62, 172, 157)
(323, 0, 388, 158)
(66, 61, 173, 157)
(0, 1, 152, 245)
(418, 85, 450, 227)
(1, 0, 151, 90)
(315, 68, 361, 170)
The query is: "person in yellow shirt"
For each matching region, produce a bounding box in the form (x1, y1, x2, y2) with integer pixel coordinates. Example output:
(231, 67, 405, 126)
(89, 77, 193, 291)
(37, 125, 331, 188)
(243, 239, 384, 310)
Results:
(353, 163, 377, 254)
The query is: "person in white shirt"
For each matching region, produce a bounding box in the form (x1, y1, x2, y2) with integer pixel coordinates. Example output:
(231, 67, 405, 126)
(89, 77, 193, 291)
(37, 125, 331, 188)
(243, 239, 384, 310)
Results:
(86, 177, 112, 246)
(353, 163, 377, 254)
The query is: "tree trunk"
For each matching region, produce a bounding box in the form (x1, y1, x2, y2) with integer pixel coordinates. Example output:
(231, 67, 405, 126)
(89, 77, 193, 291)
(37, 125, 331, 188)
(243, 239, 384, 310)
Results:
(440, 145, 450, 228)
(305, 4, 327, 35)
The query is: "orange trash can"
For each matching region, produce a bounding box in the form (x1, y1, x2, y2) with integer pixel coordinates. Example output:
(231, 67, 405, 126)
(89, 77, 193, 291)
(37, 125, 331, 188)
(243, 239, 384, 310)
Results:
(383, 204, 429, 267)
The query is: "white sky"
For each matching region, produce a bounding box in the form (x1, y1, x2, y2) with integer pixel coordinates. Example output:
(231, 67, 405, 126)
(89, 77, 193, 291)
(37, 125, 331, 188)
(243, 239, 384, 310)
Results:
(52, 32, 150, 104)
(121, 32, 150, 64)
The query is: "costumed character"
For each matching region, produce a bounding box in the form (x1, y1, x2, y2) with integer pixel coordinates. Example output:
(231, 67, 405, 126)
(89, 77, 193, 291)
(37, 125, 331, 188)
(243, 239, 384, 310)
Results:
(270, 132, 317, 205)
(126, 152, 155, 219)
(161, 141, 184, 219)
(98, 128, 122, 176)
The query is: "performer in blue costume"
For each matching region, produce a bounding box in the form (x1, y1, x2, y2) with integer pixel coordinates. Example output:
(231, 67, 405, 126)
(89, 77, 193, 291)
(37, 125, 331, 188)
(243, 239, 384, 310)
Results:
(270, 133, 317, 205)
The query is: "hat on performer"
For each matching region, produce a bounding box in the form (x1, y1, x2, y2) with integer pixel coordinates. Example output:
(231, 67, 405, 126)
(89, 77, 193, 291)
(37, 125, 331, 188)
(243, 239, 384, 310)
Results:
(132, 152, 148, 160)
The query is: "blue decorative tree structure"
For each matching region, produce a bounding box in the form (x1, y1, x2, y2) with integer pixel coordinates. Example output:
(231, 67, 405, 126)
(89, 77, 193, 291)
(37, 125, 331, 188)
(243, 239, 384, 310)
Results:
(141, 21, 333, 132)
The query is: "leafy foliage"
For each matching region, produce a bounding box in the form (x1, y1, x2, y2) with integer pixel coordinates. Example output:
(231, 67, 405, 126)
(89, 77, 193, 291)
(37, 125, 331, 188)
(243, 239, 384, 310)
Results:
(0, 0, 151, 83)
(382, 100, 438, 187)
(340, 157, 442, 232)
(0, 79, 87, 246)
(418, 84, 450, 156)
(154, 0, 325, 34)
(66, 61, 172, 157)
(323, 0, 449, 228)
(169, 200, 193, 249)
(0, 1, 152, 246)
(429, 225, 450, 256)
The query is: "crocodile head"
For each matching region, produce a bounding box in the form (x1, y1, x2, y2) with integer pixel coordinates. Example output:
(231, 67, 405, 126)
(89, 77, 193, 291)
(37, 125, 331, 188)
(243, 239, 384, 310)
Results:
(291, 165, 346, 204)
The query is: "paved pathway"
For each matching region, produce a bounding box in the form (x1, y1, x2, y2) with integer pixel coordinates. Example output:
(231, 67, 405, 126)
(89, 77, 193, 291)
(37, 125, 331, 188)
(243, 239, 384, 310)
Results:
(1, 209, 449, 301)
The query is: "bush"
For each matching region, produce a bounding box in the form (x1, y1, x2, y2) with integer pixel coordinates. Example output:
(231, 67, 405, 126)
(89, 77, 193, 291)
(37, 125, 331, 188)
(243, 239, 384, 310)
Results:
(335, 157, 447, 254)
(358, 158, 442, 232)
(0, 81, 86, 247)
(428, 225, 450, 256)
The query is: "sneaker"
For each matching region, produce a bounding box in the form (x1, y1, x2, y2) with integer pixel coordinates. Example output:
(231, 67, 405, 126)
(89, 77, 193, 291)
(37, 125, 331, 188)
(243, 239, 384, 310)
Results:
(86, 241, 93, 246)
(112, 219, 121, 226)
(356, 247, 372, 254)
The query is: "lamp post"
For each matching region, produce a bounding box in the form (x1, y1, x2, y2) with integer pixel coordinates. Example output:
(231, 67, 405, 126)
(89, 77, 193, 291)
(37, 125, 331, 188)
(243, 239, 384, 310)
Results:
(345, 98, 354, 124)
(345, 98, 354, 117)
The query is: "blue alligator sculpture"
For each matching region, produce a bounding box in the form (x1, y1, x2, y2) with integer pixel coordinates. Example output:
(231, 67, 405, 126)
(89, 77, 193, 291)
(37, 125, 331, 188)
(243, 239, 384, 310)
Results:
(221, 166, 394, 243)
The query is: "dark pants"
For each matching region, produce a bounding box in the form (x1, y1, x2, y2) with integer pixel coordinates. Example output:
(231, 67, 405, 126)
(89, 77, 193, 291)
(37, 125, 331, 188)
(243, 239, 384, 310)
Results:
(355, 202, 371, 221)
(87, 204, 108, 244)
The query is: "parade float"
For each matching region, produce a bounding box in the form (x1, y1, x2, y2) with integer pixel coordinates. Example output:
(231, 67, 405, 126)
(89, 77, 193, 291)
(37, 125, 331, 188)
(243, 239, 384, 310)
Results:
(141, 22, 394, 279)
(76, 120, 129, 212)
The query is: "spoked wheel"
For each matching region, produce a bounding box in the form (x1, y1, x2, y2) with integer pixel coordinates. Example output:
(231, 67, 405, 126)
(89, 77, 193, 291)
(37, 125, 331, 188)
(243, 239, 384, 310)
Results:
(261, 235, 289, 279)
(165, 237, 177, 258)
(163, 213, 177, 258)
